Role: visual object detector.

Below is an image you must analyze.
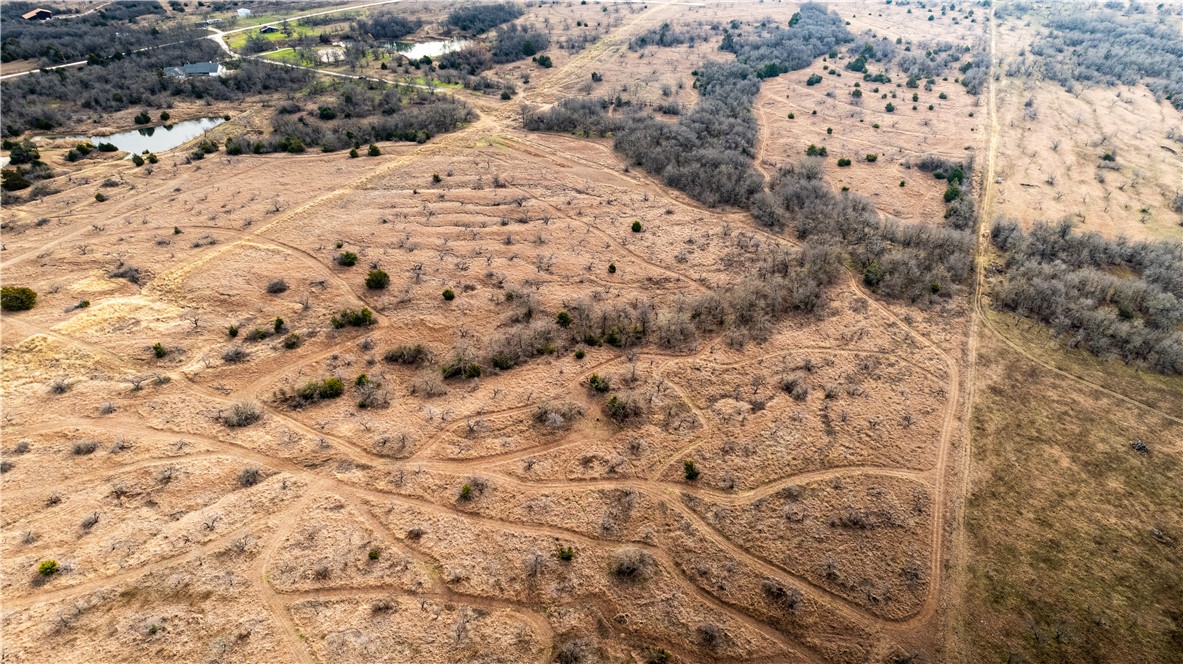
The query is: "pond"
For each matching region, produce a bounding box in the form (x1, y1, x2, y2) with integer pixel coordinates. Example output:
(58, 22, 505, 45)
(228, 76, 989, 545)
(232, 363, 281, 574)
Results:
(392, 38, 468, 60)
(71, 117, 226, 155)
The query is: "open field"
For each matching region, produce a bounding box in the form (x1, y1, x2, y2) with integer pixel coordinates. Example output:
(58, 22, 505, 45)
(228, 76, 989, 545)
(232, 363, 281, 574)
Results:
(988, 4, 1183, 242)
(2, 1, 1181, 663)
(954, 322, 1183, 663)
(226, 24, 320, 51)
(0, 100, 964, 663)
(950, 2, 1183, 662)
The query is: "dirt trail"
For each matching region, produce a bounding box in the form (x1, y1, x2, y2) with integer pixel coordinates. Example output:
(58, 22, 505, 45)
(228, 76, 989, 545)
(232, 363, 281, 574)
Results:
(501, 179, 713, 294)
(339, 485, 826, 664)
(942, 8, 1001, 661)
(944, 9, 1180, 661)
(499, 133, 754, 222)
(753, 102, 775, 184)
(749, 29, 981, 647)
(532, 4, 671, 99)
(252, 484, 324, 664)
(1, 511, 286, 612)
(1, 8, 1004, 660)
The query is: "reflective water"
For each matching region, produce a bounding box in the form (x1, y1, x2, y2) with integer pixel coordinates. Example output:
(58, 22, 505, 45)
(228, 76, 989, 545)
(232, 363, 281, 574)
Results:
(73, 117, 225, 154)
(393, 39, 468, 60)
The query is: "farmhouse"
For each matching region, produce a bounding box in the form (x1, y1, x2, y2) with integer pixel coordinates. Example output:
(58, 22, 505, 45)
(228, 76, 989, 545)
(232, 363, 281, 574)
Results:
(259, 25, 279, 34)
(237, 8, 251, 18)
(21, 8, 52, 20)
(164, 62, 227, 78)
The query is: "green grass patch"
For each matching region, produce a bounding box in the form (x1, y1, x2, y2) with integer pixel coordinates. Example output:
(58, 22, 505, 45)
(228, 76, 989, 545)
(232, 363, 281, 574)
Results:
(259, 48, 309, 65)
(403, 76, 464, 90)
(226, 24, 316, 51)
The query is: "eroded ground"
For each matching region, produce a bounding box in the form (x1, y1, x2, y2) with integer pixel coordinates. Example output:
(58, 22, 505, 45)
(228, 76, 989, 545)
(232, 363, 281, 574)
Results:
(13, 1, 1162, 663)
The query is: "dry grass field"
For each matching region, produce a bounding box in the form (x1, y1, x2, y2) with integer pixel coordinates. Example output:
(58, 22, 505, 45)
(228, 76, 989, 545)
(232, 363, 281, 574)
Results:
(951, 2, 1183, 663)
(2, 1, 1180, 663)
(988, 4, 1183, 242)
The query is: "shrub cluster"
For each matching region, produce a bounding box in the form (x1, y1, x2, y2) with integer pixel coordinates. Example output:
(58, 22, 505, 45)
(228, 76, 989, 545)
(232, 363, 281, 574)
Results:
(490, 24, 551, 64)
(533, 400, 584, 428)
(282, 377, 346, 408)
(628, 22, 703, 50)
(445, 3, 523, 35)
(610, 547, 655, 582)
(604, 393, 642, 422)
(0, 286, 36, 311)
(221, 401, 262, 427)
(522, 97, 616, 137)
(766, 158, 975, 304)
(614, 59, 765, 208)
(353, 13, 419, 40)
(384, 343, 432, 366)
(1023, 6, 1183, 110)
(331, 308, 375, 328)
(1, 139, 53, 193)
(441, 358, 482, 379)
(721, 4, 852, 78)
(365, 269, 389, 289)
(486, 320, 557, 369)
(526, 4, 851, 209)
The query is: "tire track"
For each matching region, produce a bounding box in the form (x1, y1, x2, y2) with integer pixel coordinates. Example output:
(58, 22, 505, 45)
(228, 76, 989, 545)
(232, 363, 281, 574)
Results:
(345, 487, 825, 664)
(252, 483, 324, 664)
(0, 10, 1014, 655)
(0, 505, 294, 612)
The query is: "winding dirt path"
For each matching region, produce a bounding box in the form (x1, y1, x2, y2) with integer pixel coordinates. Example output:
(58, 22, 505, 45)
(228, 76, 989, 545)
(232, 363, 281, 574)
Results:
(0, 7, 1027, 660)
(251, 484, 324, 664)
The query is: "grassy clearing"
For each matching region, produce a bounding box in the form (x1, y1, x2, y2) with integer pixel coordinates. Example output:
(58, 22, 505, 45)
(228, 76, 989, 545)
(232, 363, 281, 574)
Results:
(401, 76, 463, 90)
(226, 24, 318, 51)
(983, 308, 1183, 415)
(224, 11, 302, 29)
(960, 328, 1183, 663)
(259, 48, 308, 65)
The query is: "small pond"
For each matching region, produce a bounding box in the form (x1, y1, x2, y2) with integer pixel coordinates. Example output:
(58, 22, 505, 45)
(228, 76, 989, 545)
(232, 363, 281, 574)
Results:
(392, 38, 468, 60)
(71, 117, 225, 155)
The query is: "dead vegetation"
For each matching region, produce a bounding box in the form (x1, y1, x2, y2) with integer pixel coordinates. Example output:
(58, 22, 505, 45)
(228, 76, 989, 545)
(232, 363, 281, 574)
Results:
(6, 1, 1175, 663)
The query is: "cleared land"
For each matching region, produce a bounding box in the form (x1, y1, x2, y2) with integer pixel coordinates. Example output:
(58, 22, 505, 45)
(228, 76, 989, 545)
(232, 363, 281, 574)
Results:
(1, 2, 1180, 663)
(988, 5, 1183, 242)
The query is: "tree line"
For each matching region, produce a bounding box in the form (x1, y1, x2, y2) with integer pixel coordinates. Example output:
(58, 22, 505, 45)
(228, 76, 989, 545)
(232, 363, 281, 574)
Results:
(445, 3, 523, 36)
(526, 2, 850, 209)
(990, 218, 1183, 373)
(720, 3, 854, 79)
(0, 39, 325, 137)
(760, 157, 977, 304)
(1022, 4, 1183, 109)
(1, 38, 472, 155)
(241, 86, 473, 154)
(2, 10, 198, 64)
(464, 236, 845, 380)
(352, 13, 420, 41)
